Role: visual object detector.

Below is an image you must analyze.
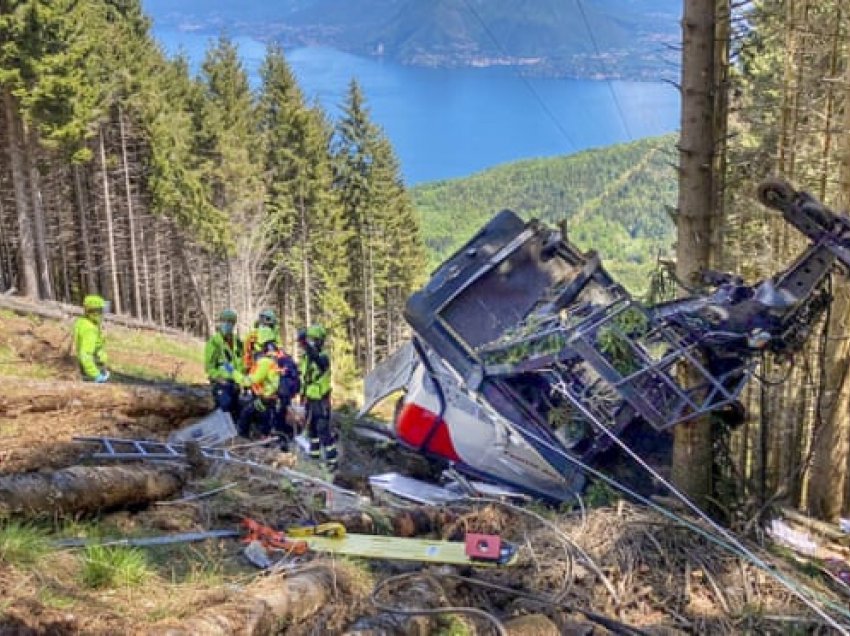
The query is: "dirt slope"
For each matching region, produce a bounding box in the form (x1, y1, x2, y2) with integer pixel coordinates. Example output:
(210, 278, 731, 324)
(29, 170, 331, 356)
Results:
(0, 308, 207, 474)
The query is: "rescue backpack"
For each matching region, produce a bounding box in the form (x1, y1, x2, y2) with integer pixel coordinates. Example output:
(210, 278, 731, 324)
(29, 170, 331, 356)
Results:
(276, 351, 301, 400)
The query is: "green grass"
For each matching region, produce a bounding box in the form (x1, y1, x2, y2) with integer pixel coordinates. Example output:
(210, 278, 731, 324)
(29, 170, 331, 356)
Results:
(437, 615, 473, 635)
(80, 545, 152, 589)
(38, 588, 77, 610)
(0, 344, 53, 379)
(117, 331, 203, 365)
(0, 522, 51, 566)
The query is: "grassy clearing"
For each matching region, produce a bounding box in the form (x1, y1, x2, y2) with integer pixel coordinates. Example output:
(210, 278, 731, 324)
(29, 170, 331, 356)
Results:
(0, 521, 51, 566)
(0, 343, 54, 379)
(115, 331, 203, 365)
(80, 545, 152, 589)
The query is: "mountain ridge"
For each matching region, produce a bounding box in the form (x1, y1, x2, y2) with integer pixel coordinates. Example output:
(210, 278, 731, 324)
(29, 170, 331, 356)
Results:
(141, 0, 681, 80)
(411, 134, 678, 293)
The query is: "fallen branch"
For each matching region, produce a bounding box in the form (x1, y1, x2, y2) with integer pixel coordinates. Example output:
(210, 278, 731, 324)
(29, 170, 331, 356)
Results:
(0, 465, 186, 517)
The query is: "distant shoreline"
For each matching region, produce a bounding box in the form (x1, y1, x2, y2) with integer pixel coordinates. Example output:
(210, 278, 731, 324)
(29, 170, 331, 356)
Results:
(158, 24, 680, 84)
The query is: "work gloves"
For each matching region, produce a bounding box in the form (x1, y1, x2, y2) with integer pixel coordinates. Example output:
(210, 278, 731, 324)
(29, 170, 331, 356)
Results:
(94, 370, 110, 383)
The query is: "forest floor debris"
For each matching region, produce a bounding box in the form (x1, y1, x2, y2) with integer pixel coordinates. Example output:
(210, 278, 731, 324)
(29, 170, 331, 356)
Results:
(1, 309, 849, 634)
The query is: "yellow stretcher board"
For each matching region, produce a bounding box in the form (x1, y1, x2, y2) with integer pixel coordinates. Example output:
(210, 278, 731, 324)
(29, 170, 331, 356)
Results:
(301, 534, 518, 567)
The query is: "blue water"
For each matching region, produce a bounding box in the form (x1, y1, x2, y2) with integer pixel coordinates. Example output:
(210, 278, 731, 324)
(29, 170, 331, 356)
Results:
(152, 28, 680, 185)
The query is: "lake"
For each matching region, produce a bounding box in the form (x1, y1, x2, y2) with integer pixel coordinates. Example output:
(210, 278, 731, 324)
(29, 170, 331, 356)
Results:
(152, 28, 680, 185)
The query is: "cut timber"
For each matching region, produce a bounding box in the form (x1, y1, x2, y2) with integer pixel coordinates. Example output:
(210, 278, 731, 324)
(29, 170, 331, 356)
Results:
(316, 506, 458, 537)
(149, 565, 336, 636)
(0, 294, 192, 337)
(504, 614, 561, 635)
(0, 380, 211, 418)
(781, 508, 849, 543)
(0, 465, 185, 516)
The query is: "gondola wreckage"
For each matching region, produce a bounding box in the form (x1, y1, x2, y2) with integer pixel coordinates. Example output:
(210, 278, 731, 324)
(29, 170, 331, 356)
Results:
(64, 178, 850, 578)
(360, 177, 850, 503)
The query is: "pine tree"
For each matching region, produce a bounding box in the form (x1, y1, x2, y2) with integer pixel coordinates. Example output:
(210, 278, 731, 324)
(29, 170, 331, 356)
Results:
(197, 35, 263, 330)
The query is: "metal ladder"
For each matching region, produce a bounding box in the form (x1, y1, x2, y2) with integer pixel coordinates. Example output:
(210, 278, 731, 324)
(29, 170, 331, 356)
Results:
(73, 436, 365, 509)
(74, 436, 239, 462)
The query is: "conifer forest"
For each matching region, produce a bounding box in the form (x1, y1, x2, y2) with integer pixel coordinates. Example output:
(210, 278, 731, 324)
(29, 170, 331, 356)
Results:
(0, 1, 425, 379)
(5, 0, 850, 620)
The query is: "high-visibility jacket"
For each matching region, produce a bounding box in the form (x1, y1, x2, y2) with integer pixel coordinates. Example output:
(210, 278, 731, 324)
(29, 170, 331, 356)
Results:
(242, 327, 282, 370)
(73, 315, 107, 379)
(299, 348, 331, 401)
(204, 332, 243, 382)
(234, 354, 280, 399)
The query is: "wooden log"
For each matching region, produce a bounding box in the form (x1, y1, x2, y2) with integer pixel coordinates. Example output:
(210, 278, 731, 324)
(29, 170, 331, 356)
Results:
(0, 465, 186, 517)
(0, 380, 211, 418)
(503, 614, 563, 635)
(315, 506, 459, 537)
(0, 294, 193, 337)
(149, 567, 336, 636)
(781, 507, 848, 543)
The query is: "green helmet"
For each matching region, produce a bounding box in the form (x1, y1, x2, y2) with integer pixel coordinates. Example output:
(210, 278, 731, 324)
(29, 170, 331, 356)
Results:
(219, 308, 237, 323)
(306, 324, 327, 340)
(83, 295, 106, 311)
(258, 308, 278, 327)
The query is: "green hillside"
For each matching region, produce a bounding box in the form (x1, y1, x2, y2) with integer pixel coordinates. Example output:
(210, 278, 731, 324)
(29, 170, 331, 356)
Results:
(412, 134, 677, 293)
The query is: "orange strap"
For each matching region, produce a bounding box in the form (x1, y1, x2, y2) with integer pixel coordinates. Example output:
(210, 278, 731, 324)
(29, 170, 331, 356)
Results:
(241, 518, 308, 555)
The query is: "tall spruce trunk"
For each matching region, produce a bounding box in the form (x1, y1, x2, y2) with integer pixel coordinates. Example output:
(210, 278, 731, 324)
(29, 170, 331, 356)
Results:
(300, 199, 312, 324)
(808, 62, 850, 520)
(99, 127, 122, 313)
(672, 0, 719, 507)
(118, 106, 142, 318)
(73, 164, 97, 293)
(3, 88, 38, 298)
(24, 127, 52, 299)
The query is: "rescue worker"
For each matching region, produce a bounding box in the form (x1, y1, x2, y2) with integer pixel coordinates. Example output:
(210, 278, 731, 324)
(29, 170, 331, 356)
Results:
(74, 295, 109, 382)
(242, 308, 281, 371)
(274, 346, 301, 444)
(234, 326, 280, 439)
(204, 309, 243, 420)
(298, 324, 336, 469)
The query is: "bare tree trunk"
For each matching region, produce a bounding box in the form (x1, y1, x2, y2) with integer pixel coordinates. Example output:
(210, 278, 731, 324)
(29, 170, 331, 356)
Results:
(99, 126, 121, 313)
(0, 380, 211, 418)
(149, 565, 342, 635)
(73, 164, 97, 293)
(154, 221, 166, 325)
(177, 240, 212, 333)
(2, 88, 38, 298)
(807, 60, 850, 520)
(672, 0, 719, 507)
(140, 216, 153, 321)
(0, 465, 185, 517)
(23, 127, 53, 299)
(118, 106, 142, 317)
(300, 200, 312, 325)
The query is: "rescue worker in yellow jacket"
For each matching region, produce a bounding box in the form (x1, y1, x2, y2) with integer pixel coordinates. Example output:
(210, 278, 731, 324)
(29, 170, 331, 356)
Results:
(242, 308, 281, 371)
(298, 324, 336, 469)
(73, 295, 109, 382)
(233, 326, 280, 439)
(204, 309, 243, 420)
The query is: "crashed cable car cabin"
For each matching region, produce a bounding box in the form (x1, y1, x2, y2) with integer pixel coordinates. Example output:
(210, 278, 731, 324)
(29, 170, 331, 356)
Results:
(361, 179, 850, 503)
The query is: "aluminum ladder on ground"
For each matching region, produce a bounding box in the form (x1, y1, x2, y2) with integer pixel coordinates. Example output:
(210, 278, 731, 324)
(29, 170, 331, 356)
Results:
(73, 436, 365, 510)
(74, 436, 239, 462)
